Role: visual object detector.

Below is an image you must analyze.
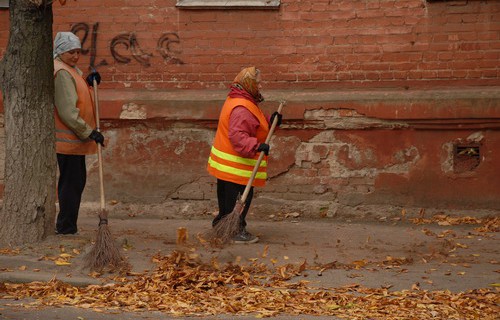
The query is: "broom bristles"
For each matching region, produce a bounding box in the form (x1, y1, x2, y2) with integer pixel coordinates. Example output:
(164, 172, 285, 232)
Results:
(204, 200, 244, 247)
(84, 215, 129, 273)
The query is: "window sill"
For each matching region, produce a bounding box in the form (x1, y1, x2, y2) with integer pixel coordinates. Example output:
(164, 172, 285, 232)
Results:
(176, 0, 280, 10)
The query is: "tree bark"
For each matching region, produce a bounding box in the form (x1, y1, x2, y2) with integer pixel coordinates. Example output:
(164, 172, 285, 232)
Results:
(0, 0, 55, 246)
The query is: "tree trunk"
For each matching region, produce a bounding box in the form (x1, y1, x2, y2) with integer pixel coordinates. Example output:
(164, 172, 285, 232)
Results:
(0, 0, 55, 246)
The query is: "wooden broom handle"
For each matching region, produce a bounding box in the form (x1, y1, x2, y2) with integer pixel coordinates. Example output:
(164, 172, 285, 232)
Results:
(240, 100, 286, 203)
(92, 79, 106, 212)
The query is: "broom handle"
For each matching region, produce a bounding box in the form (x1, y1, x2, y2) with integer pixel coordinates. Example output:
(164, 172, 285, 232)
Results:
(240, 100, 285, 203)
(92, 78, 106, 212)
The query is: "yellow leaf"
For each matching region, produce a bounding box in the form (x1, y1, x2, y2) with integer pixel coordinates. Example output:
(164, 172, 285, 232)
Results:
(326, 304, 341, 310)
(438, 221, 451, 226)
(489, 283, 500, 287)
(55, 260, 71, 266)
(352, 259, 367, 269)
(261, 245, 269, 258)
(18, 266, 27, 271)
(59, 253, 72, 258)
(278, 266, 287, 278)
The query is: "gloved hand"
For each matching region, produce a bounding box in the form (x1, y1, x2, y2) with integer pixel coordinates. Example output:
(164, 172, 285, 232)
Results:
(270, 111, 283, 127)
(257, 143, 270, 156)
(86, 71, 101, 87)
(89, 130, 105, 146)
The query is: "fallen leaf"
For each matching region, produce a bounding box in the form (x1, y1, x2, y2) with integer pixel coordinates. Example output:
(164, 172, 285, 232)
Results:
(55, 259, 71, 266)
(261, 245, 269, 258)
(1, 250, 498, 319)
(0, 248, 20, 255)
(352, 260, 367, 269)
(285, 212, 300, 218)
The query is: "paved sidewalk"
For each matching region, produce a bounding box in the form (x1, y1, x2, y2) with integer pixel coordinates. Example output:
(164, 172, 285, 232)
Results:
(0, 212, 499, 320)
(1, 213, 498, 291)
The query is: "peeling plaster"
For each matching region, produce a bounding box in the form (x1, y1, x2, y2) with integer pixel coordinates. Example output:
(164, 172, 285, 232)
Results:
(441, 142, 455, 174)
(384, 146, 420, 173)
(467, 131, 484, 143)
(120, 103, 147, 119)
(304, 108, 408, 130)
(295, 131, 420, 181)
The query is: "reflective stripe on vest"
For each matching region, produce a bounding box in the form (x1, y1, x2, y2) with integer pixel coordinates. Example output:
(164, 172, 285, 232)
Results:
(210, 145, 267, 168)
(208, 146, 267, 180)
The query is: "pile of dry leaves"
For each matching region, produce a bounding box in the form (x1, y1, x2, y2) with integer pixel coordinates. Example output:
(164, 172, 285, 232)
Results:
(410, 214, 499, 233)
(1, 250, 498, 319)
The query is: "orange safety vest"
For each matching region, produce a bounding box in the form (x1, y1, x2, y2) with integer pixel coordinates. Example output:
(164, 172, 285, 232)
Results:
(207, 97, 270, 187)
(54, 60, 97, 155)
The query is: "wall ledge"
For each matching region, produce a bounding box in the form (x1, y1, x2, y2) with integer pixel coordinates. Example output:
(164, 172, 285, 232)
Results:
(1, 87, 499, 121)
(96, 87, 500, 121)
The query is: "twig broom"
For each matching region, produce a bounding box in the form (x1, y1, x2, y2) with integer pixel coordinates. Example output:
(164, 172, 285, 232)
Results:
(84, 76, 129, 273)
(206, 101, 286, 246)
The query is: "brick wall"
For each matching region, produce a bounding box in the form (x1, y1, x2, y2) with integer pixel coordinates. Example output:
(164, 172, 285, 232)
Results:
(2, 0, 497, 89)
(0, 0, 499, 217)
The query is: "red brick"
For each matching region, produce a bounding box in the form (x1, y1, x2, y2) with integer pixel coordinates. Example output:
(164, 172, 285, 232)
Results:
(0, 0, 495, 91)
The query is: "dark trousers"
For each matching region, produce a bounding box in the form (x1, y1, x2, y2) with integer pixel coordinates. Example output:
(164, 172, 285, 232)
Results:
(212, 179, 254, 231)
(56, 154, 87, 234)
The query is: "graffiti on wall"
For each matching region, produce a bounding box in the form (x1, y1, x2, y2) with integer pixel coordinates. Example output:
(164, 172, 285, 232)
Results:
(110, 33, 153, 67)
(71, 22, 184, 69)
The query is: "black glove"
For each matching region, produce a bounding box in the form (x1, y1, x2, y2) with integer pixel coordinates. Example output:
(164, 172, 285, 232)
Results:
(89, 130, 105, 146)
(86, 71, 101, 87)
(257, 143, 270, 156)
(270, 111, 283, 127)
